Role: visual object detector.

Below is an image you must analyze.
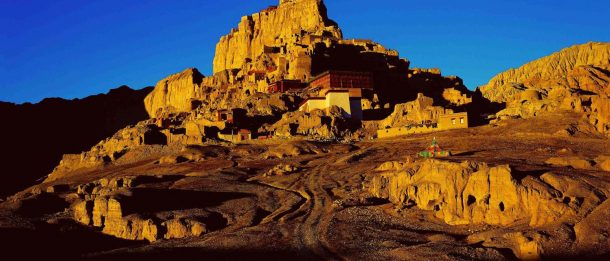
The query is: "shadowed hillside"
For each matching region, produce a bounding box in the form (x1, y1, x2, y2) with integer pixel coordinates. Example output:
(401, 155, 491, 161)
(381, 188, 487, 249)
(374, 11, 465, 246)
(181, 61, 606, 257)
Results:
(0, 86, 153, 197)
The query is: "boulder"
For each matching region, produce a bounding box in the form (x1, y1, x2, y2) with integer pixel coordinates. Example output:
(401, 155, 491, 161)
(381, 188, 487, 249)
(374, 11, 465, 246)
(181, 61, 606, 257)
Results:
(263, 164, 300, 177)
(163, 218, 207, 239)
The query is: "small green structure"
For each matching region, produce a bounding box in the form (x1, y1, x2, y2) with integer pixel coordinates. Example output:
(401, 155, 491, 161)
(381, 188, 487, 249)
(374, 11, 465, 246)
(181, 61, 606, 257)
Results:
(418, 137, 451, 158)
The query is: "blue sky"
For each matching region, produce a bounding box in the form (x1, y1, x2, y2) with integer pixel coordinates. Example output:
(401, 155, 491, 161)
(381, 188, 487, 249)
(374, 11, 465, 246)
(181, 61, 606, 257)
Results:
(1, 0, 609, 103)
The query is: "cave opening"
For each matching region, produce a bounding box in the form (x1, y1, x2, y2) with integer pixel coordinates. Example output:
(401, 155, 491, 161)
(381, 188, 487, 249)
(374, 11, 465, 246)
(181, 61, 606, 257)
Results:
(467, 195, 476, 206)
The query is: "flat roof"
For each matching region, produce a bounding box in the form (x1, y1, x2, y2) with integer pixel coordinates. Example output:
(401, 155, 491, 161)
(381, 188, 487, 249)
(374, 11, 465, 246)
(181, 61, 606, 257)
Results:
(270, 79, 303, 84)
(439, 112, 468, 118)
(324, 89, 350, 93)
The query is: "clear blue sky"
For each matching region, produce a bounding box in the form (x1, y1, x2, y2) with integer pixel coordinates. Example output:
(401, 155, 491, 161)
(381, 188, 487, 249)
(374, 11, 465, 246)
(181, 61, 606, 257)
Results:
(1, 0, 609, 104)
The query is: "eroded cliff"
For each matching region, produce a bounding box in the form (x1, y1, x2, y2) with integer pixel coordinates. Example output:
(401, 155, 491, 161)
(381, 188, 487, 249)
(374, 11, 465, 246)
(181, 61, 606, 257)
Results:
(368, 159, 605, 227)
(480, 42, 610, 137)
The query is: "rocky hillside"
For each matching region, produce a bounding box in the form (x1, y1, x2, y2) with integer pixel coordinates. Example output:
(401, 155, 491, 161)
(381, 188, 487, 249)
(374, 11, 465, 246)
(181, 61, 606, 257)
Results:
(481, 42, 610, 102)
(41, 0, 507, 183)
(0, 86, 152, 198)
(144, 0, 479, 118)
(480, 42, 610, 137)
(3, 1, 610, 259)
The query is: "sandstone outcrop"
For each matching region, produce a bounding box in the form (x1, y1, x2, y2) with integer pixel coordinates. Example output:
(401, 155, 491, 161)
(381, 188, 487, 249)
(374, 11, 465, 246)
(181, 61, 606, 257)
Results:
(144, 68, 205, 118)
(213, 0, 342, 80)
(72, 176, 216, 242)
(136, 0, 486, 142)
(163, 218, 207, 239)
(368, 159, 604, 227)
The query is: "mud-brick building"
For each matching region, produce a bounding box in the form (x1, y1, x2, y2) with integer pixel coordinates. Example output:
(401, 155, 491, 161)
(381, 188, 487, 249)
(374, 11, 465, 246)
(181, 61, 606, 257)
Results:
(299, 88, 363, 120)
(297, 71, 373, 120)
(267, 79, 305, 93)
(377, 111, 469, 138)
(438, 112, 468, 130)
(218, 129, 252, 143)
(308, 71, 374, 90)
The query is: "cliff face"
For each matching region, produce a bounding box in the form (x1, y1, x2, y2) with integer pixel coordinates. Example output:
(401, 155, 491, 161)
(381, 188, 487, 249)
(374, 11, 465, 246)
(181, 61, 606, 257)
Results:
(480, 42, 610, 136)
(213, 0, 342, 80)
(144, 68, 205, 118)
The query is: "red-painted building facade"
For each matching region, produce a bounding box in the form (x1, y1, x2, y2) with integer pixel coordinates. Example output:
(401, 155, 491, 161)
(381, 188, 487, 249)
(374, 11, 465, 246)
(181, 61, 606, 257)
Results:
(267, 79, 305, 93)
(308, 71, 374, 90)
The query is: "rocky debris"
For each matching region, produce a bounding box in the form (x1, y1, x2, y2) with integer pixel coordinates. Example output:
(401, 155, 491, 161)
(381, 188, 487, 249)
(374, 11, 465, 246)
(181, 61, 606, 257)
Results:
(509, 232, 543, 261)
(367, 159, 605, 227)
(481, 42, 610, 137)
(156, 148, 209, 164)
(237, 93, 297, 117)
(545, 156, 596, 170)
(263, 164, 300, 177)
(260, 141, 325, 159)
(48, 123, 167, 180)
(596, 156, 610, 172)
(45, 184, 70, 193)
(75, 177, 136, 199)
(468, 231, 544, 260)
(158, 155, 191, 165)
(404, 68, 474, 106)
(573, 198, 610, 256)
(442, 87, 473, 106)
(261, 105, 355, 139)
(163, 218, 207, 239)
(30, 187, 43, 196)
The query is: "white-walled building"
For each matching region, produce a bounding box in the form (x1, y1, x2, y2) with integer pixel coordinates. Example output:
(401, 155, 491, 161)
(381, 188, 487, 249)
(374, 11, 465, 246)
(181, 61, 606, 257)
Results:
(299, 89, 362, 120)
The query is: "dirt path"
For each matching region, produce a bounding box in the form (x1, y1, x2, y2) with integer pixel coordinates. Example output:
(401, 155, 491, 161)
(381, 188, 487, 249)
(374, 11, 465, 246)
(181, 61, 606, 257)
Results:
(294, 162, 340, 259)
